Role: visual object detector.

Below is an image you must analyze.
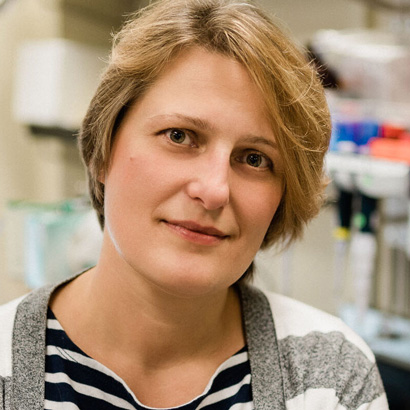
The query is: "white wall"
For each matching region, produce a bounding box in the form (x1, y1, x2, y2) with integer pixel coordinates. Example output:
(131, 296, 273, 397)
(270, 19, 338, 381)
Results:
(0, 0, 62, 206)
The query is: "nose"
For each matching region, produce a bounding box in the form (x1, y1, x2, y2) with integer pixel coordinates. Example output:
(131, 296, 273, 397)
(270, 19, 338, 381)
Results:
(185, 151, 230, 210)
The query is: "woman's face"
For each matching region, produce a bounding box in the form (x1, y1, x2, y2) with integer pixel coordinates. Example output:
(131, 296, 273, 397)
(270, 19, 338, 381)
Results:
(102, 47, 284, 298)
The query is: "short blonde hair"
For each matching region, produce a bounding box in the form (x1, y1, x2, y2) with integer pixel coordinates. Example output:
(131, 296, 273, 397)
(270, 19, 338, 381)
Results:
(79, 0, 331, 251)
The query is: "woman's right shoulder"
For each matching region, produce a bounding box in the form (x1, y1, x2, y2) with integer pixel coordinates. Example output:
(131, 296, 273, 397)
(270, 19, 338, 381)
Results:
(0, 295, 27, 330)
(0, 295, 27, 377)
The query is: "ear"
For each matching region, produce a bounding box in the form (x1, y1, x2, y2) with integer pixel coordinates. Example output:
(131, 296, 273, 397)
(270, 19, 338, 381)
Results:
(97, 169, 105, 185)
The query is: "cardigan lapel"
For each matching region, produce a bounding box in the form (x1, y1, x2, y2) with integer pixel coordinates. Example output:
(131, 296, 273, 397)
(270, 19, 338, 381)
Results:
(239, 283, 286, 410)
(11, 283, 57, 410)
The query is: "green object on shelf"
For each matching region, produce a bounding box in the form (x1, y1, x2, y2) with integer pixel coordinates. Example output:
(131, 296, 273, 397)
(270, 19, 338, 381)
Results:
(353, 212, 368, 230)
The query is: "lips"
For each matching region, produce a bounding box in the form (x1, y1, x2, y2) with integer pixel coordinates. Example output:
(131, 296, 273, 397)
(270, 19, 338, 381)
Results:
(165, 220, 228, 237)
(162, 219, 229, 245)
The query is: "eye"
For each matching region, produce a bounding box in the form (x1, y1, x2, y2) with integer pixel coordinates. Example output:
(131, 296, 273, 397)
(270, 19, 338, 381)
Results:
(165, 128, 194, 146)
(238, 151, 272, 170)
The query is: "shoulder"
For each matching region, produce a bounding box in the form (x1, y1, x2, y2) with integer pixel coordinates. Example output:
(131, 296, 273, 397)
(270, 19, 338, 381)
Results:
(259, 288, 388, 409)
(0, 273, 84, 367)
(261, 289, 375, 360)
(0, 281, 58, 377)
(0, 295, 27, 377)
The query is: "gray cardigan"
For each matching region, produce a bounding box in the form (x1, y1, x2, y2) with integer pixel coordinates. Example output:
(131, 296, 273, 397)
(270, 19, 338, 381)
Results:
(0, 279, 388, 409)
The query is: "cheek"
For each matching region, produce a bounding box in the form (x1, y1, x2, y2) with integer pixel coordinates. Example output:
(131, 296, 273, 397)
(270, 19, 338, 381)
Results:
(239, 182, 283, 240)
(103, 154, 154, 225)
(106, 151, 168, 197)
(104, 149, 189, 227)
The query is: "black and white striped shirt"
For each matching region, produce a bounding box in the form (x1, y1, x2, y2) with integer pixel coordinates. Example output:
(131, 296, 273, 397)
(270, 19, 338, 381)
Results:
(45, 309, 253, 410)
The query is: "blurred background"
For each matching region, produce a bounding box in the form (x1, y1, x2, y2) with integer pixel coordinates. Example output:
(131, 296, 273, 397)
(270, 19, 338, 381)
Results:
(1, 0, 410, 407)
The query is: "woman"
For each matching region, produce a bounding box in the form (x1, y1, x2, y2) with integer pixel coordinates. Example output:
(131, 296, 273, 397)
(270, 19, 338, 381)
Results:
(0, 0, 388, 409)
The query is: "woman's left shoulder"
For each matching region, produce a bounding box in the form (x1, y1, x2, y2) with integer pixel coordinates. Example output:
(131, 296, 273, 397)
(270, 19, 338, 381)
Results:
(260, 289, 389, 409)
(261, 289, 374, 360)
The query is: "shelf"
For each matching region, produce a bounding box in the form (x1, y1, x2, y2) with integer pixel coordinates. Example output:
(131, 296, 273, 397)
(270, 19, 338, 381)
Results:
(326, 152, 410, 198)
(340, 303, 410, 371)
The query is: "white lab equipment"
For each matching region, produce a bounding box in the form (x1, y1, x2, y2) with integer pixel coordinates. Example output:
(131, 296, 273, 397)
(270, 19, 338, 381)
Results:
(312, 29, 410, 103)
(5, 199, 102, 289)
(13, 39, 106, 130)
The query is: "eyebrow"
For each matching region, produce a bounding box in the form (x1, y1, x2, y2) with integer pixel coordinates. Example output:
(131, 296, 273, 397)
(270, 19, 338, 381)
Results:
(242, 136, 278, 150)
(147, 114, 216, 133)
(148, 113, 278, 150)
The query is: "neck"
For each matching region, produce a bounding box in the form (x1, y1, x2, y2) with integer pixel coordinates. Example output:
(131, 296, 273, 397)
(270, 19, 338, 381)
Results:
(51, 263, 245, 370)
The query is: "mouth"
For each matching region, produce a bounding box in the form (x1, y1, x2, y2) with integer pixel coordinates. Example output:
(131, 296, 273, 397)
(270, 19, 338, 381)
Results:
(162, 220, 229, 245)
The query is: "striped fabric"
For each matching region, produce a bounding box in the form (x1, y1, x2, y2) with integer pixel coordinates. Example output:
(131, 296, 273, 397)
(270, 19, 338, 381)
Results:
(45, 309, 253, 410)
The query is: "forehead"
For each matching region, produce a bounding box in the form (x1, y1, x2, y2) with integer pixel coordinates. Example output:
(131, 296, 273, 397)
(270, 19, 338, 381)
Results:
(125, 47, 275, 141)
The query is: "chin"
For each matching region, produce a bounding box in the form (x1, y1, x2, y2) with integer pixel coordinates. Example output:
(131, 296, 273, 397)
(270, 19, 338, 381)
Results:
(149, 266, 238, 299)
